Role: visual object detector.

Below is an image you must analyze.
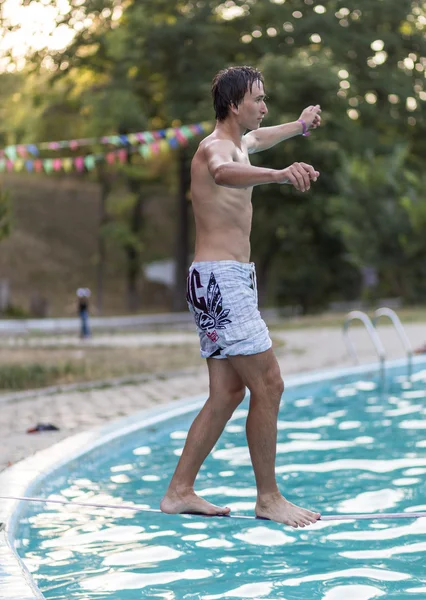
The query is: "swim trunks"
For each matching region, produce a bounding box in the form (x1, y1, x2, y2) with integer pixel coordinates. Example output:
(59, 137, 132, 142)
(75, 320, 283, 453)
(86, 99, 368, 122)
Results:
(186, 260, 272, 359)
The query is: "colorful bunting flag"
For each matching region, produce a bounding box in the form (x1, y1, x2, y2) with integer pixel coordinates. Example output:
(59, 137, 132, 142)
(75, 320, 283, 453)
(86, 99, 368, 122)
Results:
(0, 122, 212, 159)
(0, 122, 212, 175)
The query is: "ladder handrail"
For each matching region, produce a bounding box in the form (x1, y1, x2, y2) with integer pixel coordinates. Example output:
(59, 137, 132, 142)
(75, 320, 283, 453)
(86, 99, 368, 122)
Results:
(372, 307, 413, 359)
(343, 310, 386, 365)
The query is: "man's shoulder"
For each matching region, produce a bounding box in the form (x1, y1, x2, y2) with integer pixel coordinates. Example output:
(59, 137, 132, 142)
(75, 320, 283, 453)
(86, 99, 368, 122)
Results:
(200, 134, 236, 155)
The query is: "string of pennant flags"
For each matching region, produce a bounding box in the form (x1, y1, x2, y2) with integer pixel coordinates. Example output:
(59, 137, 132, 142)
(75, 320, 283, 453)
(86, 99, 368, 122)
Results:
(0, 122, 212, 174)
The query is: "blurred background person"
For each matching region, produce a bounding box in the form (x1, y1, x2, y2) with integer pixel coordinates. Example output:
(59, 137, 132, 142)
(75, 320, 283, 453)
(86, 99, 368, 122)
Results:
(76, 288, 91, 339)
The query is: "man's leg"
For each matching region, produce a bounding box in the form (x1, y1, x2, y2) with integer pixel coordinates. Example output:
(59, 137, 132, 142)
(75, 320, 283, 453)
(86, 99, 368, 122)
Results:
(82, 310, 89, 337)
(160, 358, 246, 515)
(79, 314, 85, 338)
(229, 348, 320, 528)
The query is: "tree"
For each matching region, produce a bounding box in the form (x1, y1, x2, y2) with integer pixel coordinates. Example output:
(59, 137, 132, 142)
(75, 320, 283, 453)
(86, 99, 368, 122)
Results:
(331, 146, 426, 301)
(2, 0, 426, 311)
(111, 0, 252, 309)
(0, 186, 11, 242)
(234, 0, 426, 308)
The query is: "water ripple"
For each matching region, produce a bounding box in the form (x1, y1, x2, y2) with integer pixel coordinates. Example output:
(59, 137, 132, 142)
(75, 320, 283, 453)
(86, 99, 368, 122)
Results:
(80, 569, 213, 591)
(233, 526, 294, 546)
(282, 567, 410, 586)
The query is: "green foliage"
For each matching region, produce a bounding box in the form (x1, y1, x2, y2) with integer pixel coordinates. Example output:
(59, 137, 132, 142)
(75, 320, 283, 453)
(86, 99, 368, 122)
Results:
(331, 146, 426, 300)
(101, 220, 143, 253)
(1, 0, 426, 308)
(1, 303, 29, 318)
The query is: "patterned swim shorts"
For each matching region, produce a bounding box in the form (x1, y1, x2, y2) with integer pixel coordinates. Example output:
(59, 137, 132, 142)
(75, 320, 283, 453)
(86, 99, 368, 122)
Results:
(186, 260, 272, 359)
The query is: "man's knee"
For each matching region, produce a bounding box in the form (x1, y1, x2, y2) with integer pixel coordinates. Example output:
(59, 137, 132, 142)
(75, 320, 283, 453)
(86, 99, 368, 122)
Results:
(223, 386, 246, 412)
(231, 385, 247, 406)
(208, 385, 246, 418)
(261, 362, 284, 397)
(267, 378, 284, 406)
(275, 376, 285, 398)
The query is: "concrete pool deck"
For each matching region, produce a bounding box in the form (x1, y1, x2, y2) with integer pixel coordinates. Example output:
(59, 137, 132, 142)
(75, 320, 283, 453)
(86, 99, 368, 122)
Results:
(1, 323, 426, 599)
(1, 324, 426, 472)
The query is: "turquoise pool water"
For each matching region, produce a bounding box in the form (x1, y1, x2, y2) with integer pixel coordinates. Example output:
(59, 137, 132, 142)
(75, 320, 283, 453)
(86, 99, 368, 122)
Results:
(15, 364, 426, 599)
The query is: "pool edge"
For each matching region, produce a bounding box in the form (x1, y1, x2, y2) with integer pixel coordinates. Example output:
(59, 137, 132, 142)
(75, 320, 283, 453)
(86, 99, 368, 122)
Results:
(1, 355, 425, 599)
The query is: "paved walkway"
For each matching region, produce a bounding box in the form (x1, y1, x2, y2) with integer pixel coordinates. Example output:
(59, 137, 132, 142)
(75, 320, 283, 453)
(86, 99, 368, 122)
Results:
(0, 332, 196, 347)
(1, 324, 425, 471)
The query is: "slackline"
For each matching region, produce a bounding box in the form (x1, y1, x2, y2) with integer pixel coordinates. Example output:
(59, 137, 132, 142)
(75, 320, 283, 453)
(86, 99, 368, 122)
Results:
(1, 495, 426, 522)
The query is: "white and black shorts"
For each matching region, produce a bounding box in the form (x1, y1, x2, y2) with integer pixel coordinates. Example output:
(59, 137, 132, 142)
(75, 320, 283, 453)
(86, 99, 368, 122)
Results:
(186, 260, 272, 359)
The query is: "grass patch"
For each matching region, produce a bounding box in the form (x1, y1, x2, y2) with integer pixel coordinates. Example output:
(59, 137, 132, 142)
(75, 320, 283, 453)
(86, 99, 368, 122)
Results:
(0, 344, 204, 392)
(0, 362, 82, 390)
(0, 336, 288, 392)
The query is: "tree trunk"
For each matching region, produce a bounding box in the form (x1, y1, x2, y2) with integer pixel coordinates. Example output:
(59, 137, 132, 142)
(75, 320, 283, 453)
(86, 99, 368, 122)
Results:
(172, 147, 190, 311)
(257, 239, 279, 308)
(121, 134, 144, 312)
(125, 190, 144, 311)
(95, 163, 110, 315)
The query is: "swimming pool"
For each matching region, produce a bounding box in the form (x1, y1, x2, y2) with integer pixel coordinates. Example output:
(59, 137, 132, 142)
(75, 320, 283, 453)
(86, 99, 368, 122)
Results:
(7, 358, 426, 599)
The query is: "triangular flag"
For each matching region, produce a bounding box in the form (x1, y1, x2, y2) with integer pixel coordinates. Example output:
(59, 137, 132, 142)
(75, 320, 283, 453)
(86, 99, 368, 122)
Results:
(109, 136, 122, 146)
(14, 159, 25, 172)
(175, 129, 188, 144)
(180, 126, 191, 138)
(168, 137, 179, 149)
(74, 156, 85, 172)
(5, 146, 17, 161)
(62, 158, 73, 172)
(53, 158, 62, 172)
(117, 149, 127, 163)
(143, 132, 154, 143)
(139, 145, 151, 159)
(159, 140, 170, 153)
(43, 159, 54, 173)
(27, 144, 39, 156)
(84, 155, 96, 170)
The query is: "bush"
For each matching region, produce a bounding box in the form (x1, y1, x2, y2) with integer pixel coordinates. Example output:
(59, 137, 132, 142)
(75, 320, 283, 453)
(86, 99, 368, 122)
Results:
(2, 303, 31, 318)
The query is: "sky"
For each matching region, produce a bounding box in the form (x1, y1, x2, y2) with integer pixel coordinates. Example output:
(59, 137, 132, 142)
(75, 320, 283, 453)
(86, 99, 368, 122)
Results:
(1, 0, 74, 71)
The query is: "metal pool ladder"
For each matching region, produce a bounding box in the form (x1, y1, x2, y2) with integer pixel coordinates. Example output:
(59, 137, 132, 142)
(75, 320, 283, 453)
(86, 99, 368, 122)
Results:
(343, 307, 413, 367)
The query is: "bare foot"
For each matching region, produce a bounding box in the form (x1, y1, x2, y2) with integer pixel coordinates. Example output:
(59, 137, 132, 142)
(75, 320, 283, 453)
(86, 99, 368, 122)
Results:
(256, 492, 320, 528)
(160, 488, 230, 517)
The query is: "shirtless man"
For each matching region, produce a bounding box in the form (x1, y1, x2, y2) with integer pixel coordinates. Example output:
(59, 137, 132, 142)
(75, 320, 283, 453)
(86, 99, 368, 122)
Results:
(161, 66, 321, 527)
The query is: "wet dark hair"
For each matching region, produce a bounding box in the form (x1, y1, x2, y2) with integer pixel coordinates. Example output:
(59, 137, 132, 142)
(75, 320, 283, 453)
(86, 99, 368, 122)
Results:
(211, 66, 264, 121)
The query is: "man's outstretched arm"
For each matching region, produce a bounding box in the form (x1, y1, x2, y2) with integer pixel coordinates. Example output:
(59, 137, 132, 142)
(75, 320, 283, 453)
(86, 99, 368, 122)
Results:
(206, 140, 319, 191)
(245, 105, 321, 154)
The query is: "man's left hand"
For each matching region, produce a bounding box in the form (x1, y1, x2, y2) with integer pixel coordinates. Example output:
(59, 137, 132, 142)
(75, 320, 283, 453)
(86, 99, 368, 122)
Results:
(299, 105, 321, 131)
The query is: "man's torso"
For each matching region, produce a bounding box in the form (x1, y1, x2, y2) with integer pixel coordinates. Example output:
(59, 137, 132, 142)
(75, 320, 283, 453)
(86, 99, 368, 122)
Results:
(190, 132, 253, 263)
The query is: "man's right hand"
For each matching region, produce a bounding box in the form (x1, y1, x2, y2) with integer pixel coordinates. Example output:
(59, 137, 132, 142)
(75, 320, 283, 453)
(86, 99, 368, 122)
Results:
(276, 162, 320, 192)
